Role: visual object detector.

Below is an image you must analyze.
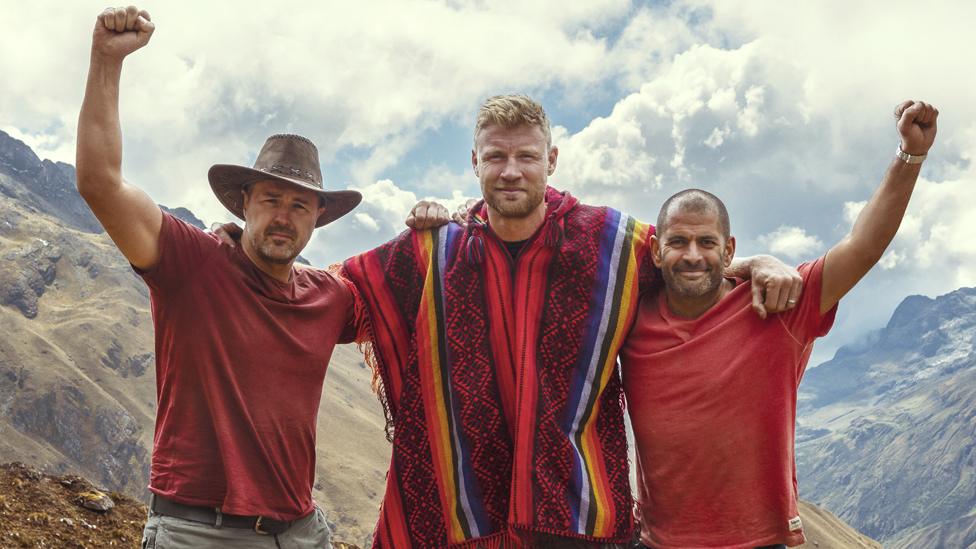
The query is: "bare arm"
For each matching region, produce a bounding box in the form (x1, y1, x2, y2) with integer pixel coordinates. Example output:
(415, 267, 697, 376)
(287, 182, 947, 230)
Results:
(76, 6, 160, 270)
(820, 100, 938, 314)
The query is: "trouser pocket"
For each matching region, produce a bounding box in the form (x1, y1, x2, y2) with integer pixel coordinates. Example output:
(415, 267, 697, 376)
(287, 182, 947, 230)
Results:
(141, 526, 157, 549)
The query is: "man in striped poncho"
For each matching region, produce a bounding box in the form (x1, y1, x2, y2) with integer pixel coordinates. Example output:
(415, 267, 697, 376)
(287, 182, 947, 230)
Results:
(342, 95, 801, 548)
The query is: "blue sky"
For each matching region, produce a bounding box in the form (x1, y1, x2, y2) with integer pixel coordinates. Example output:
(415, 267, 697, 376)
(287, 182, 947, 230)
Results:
(2, 0, 975, 365)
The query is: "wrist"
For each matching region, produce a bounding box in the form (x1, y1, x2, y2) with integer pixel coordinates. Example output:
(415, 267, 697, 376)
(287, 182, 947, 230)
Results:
(896, 144, 926, 164)
(89, 49, 126, 69)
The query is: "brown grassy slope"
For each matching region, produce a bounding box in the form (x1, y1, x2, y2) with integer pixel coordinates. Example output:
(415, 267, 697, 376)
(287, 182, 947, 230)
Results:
(0, 462, 146, 549)
(797, 500, 882, 548)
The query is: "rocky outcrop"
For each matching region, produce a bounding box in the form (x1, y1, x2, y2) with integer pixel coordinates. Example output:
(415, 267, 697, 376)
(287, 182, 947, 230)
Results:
(8, 384, 149, 494)
(0, 239, 62, 318)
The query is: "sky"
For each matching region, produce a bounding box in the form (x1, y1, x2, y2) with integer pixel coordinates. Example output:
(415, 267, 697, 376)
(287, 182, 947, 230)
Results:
(2, 0, 974, 365)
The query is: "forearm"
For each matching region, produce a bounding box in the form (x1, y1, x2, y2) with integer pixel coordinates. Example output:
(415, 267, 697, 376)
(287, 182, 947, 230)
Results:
(845, 158, 920, 262)
(725, 255, 770, 279)
(76, 56, 124, 199)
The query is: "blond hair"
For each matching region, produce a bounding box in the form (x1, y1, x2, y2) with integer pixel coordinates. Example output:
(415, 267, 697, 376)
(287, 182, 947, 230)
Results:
(474, 94, 552, 148)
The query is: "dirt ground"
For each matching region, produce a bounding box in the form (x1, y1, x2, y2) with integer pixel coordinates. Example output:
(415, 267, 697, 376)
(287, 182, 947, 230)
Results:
(0, 462, 363, 549)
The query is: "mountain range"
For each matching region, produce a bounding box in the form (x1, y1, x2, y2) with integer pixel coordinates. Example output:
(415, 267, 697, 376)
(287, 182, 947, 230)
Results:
(797, 286, 976, 547)
(0, 129, 928, 547)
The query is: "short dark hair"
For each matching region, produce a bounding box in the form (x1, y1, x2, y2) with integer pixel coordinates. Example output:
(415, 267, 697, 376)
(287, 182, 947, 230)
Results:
(656, 189, 730, 239)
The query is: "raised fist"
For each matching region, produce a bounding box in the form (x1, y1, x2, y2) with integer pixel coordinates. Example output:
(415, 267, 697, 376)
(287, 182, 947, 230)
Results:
(91, 6, 154, 61)
(894, 100, 938, 156)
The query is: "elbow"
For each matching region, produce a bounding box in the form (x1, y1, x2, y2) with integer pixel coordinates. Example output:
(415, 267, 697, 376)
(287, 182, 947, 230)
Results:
(75, 165, 121, 203)
(75, 171, 98, 201)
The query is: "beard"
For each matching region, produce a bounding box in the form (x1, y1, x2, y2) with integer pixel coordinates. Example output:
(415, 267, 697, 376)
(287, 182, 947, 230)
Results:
(661, 255, 726, 299)
(483, 185, 546, 219)
(249, 224, 301, 265)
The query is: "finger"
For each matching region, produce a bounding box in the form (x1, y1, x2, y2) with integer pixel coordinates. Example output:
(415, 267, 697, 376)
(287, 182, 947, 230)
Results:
(114, 7, 127, 31)
(421, 204, 437, 228)
(405, 213, 417, 228)
(101, 8, 117, 31)
(125, 5, 139, 30)
(212, 227, 236, 247)
(136, 15, 154, 36)
(914, 102, 930, 125)
(222, 222, 243, 237)
(136, 9, 154, 35)
(413, 205, 433, 229)
(751, 281, 768, 320)
(922, 102, 935, 125)
(774, 279, 791, 312)
(764, 280, 784, 314)
(435, 204, 450, 223)
(786, 277, 802, 310)
(904, 100, 924, 119)
(893, 100, 914, 119)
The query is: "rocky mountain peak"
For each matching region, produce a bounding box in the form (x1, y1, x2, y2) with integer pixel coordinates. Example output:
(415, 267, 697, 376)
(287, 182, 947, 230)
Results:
(797, 286, 976, 547)
(0, 130, 102, 234)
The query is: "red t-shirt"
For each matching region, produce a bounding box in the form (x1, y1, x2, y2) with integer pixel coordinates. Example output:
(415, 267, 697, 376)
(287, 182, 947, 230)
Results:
(620, 257, 836, 548)
(138, 213, 354, 521)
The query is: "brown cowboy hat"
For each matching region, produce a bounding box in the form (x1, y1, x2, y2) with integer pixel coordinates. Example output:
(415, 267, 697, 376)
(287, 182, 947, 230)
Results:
(208, 134, 362, 228)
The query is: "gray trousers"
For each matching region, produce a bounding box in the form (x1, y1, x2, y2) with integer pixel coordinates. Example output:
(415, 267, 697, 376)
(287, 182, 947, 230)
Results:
(141, 505, 332, 549)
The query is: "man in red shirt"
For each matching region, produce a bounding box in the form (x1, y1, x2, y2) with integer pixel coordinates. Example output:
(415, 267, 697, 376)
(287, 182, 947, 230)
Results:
(76, 7, 370, 548)
(621, 99, 939, 549)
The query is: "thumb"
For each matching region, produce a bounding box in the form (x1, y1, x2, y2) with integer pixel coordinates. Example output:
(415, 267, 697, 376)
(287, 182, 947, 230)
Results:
(136, 16, 155, 37)
(751, 282, 768, 320)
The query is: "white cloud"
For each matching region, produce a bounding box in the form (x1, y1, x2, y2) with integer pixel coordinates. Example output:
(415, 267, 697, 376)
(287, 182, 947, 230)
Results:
(4, 0, 976, 363)
(758, 226, 824, 259)
(843, 201, 867, 224)
(354, 213, 380, 233)
(0, 0, 627, 218)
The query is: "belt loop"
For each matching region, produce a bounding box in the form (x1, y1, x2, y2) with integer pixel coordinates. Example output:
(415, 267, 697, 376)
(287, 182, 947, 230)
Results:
(149, 493, 156, 513)
(214, 507, 223, 528)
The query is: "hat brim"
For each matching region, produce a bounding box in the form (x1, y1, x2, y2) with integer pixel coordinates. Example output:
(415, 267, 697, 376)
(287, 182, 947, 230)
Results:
(208, 165, 362, 228)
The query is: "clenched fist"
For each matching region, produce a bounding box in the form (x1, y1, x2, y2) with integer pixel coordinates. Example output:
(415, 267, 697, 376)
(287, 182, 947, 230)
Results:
(894, 100, 938, 156)
(91, 6, 154, 61)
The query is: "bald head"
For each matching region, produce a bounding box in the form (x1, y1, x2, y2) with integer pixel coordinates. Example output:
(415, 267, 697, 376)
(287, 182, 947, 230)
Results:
(656, 189, 730, 240)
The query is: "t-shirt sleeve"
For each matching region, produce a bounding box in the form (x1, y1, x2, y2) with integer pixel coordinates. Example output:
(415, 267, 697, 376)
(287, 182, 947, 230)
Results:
(779, 255, 837, 344)
(134, 211, 219, 291)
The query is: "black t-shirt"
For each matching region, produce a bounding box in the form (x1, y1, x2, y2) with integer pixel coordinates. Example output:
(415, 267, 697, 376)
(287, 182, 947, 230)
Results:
(504, 239, 528, 258)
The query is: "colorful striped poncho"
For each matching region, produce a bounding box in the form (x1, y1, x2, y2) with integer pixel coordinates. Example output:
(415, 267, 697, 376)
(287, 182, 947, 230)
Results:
(342, 187, 657, 548)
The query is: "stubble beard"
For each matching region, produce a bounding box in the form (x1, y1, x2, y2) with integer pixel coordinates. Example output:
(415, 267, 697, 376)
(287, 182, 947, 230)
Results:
(662, 254, 726, 299)
(248, 227, 301, 266)
(256, 239, 298, 265)
(483, 185, 545, 219)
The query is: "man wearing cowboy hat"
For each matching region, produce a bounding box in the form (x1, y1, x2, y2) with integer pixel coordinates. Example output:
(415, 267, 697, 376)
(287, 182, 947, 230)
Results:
(76, 7, 364, 548)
